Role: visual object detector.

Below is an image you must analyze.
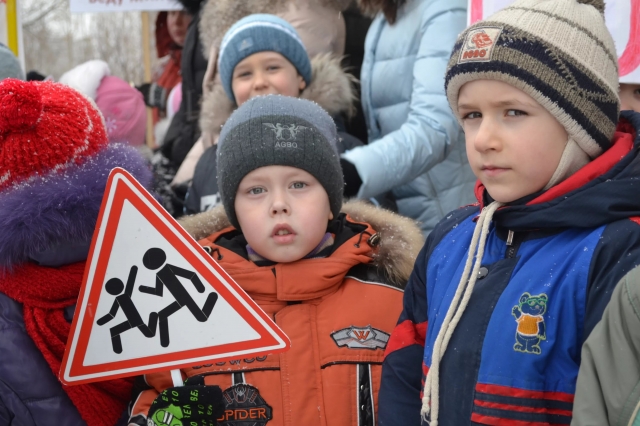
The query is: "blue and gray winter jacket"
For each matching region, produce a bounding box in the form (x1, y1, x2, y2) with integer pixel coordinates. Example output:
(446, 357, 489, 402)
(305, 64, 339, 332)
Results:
(343, 0, 476, 236)
(378, 111, 640, 425)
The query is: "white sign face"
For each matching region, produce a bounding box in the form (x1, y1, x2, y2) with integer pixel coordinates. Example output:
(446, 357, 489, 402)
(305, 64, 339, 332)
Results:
(60, 168, 290, 385)
(468, 0, 640, 83)
(83, 200, 261, 365)
(70, 0, 182, 13)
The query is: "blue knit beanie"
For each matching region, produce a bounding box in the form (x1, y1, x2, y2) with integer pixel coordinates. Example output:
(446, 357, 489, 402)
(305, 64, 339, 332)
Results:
(217, 95, 343, 230)
(218, 14, 312, 103)
(0, 44, 24, 81)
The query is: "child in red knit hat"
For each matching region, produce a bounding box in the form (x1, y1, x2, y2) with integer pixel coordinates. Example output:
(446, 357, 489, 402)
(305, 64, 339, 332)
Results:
(0, 78, 153, 426)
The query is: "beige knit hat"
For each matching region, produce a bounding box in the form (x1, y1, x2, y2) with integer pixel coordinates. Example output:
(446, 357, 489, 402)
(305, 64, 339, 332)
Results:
(445, 0, 620, 159)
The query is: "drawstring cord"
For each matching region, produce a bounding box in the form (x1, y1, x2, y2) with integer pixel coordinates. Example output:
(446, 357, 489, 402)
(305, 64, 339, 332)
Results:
(421, 201, 503, 425)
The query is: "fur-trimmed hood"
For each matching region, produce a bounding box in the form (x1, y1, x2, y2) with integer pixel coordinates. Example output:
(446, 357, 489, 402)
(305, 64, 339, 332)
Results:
(199, 54, 357, 141)
(0, 144, 153, 269)
(198, 0, 351, 60)
(178, 200, 424, 286)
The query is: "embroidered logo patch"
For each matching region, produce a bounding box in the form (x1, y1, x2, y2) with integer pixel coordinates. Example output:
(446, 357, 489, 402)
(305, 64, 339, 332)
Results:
(511, 292, 548, 355)
(237, 37, 254, 52)
(331, 325, 390, 350)
(218, 384, 273, 425)
(263, 123, 307, 144)
(458, 27, 503, 64)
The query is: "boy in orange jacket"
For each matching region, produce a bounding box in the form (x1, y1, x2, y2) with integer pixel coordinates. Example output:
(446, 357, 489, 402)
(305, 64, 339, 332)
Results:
(129, 95, 423, 426)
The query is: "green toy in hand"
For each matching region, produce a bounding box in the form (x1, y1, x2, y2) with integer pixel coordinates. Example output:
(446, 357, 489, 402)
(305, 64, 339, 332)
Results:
(148, 377, 224, 426)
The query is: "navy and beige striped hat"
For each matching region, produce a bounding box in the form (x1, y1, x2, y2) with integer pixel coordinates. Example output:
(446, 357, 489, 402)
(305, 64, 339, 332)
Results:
(445, 0, 620, 159)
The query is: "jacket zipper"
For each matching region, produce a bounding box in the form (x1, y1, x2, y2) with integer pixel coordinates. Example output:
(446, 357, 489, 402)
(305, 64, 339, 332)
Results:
(505, 230, 518, 258)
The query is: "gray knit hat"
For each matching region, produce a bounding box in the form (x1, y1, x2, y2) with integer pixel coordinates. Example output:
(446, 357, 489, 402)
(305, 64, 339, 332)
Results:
(445, 0, 620, 159)
(217, 95, 343, 229)
(218, 14, 312, 103)
(0, 44, 24, 81)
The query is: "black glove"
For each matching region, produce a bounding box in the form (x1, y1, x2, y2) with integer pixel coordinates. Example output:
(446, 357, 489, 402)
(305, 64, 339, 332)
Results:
(136, 82, 167, 110)
(147, 376, 225, 426)
(340, 158, 363, 198)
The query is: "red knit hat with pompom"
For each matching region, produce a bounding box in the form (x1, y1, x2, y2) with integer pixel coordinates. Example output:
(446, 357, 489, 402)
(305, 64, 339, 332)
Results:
(0, 78, 108, 192)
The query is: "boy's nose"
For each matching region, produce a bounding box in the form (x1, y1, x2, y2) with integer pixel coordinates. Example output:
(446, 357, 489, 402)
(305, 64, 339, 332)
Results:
(252, 72, 268, 90)
(270, 195, 290, 216)
(473, 119, 500, 152)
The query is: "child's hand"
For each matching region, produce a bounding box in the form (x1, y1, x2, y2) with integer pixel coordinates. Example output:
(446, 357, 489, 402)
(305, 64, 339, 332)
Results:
(147, 377, 225, 426)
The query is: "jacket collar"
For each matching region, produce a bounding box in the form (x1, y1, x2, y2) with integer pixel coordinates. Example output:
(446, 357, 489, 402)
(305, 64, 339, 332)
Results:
(179, 200, 424, 288)
(200, 215, 374, 301)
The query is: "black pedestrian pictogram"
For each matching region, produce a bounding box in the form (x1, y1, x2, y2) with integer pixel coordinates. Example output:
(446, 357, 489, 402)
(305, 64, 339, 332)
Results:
(139, 247, 218, 347)
(96, 266, 158, 354)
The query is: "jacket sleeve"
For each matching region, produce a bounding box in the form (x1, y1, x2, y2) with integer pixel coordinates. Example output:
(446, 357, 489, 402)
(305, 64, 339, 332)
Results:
(572, 266, 640, 426)
(378, 241, 429, 426)
(341, 3, 466, 199)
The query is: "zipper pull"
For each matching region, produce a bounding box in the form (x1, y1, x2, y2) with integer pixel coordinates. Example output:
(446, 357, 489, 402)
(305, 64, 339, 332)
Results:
(506, 230, 514, 246)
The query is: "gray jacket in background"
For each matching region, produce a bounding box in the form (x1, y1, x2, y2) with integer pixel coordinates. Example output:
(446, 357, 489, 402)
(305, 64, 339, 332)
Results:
(572, 265, 640, 426)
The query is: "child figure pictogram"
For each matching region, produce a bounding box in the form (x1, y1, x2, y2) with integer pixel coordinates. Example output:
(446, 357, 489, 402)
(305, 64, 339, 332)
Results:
(96, 265, 159, 354)
(139, 247, 219, 347)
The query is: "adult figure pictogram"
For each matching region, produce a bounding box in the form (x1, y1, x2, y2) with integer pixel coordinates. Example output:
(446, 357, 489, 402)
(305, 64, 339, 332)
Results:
(97, 266, 158, 354)
(139, 247, 218, 347)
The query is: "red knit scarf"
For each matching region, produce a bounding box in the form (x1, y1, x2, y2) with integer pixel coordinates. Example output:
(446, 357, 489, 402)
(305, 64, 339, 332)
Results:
(0, 262, 133, 426)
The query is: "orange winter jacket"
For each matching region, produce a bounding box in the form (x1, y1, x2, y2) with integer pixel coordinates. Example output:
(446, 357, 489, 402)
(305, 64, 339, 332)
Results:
(130, 201, 423, 426)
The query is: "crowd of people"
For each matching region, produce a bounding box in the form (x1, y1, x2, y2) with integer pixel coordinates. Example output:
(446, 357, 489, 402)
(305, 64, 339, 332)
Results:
(1, 0, 640, 424)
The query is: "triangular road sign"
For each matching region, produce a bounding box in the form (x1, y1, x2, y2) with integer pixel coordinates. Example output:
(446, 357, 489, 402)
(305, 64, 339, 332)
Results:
(60, 168, 290, 385)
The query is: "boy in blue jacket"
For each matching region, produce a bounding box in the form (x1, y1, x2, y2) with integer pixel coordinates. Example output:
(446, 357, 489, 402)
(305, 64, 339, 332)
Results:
(378, 0, 640, 424)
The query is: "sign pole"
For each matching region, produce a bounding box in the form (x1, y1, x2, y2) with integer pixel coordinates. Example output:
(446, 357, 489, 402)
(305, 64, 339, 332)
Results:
(5, 0, 18, 56)
(141, 11, 155, 149)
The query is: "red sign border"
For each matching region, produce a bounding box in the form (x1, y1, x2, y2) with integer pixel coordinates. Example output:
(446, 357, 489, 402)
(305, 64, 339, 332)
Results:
(60, 168, 289, 385)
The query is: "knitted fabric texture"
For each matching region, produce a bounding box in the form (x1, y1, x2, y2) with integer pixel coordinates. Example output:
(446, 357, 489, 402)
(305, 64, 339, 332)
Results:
(217, 95, 343, 229)
(0, 262, 134, 426)
(218, 14, 312, 102)
(0, 79, 108, 191)
(0, 43, 24, 80)
(445, 0, 620, 158)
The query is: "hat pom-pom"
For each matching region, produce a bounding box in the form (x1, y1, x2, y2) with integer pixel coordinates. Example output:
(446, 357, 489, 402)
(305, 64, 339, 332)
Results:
(577, 0, 605, 15)
(0, 79, 43, 133)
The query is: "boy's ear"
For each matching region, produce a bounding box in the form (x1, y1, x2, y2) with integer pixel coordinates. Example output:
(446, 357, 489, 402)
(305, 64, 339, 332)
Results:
(298, 74, 306, 92)
(328, 211, 334, 220)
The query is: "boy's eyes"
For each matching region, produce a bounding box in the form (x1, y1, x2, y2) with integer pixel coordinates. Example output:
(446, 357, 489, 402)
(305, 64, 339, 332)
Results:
(290, 182, 306, 189)
(462, 112, 482, 120)
(248, 187, 265, 195)
(462, 110, 527, 119)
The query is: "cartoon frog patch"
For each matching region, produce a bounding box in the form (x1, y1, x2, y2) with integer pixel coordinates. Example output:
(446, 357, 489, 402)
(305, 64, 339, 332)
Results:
(511, 292, 547, 355)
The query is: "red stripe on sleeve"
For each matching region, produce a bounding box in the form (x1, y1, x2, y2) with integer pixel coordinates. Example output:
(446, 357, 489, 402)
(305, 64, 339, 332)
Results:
(476, 383, 574, 403)
(383, 320, 428, 359)
(470, 413, 564, 425)
(474, 399, 572, 417)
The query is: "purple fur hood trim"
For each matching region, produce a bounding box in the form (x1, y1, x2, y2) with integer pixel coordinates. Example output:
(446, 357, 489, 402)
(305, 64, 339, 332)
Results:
(0, 143, 153, 269)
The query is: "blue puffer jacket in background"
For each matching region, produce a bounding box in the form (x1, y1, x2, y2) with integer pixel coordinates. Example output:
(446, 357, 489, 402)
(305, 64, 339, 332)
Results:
(0, 285, 85, 426)
(343, 0, 476, 236)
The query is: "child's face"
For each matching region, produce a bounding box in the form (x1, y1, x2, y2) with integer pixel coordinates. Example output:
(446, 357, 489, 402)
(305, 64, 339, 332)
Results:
(167, 11, 192, 47)
(235, 166, 333, 263)
(459, 80, 568, 203)
(232, 52, 306, 106)
(620, 84, 640, 112)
